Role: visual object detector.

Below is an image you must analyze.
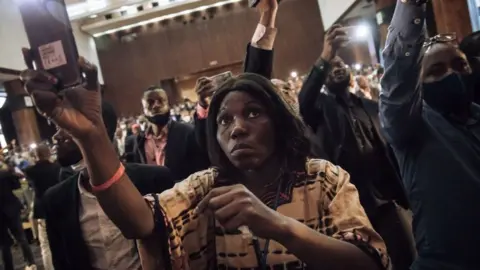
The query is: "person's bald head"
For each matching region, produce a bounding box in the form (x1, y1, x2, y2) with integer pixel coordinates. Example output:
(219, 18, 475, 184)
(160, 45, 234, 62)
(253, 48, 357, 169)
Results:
(421, 43, 472, 83)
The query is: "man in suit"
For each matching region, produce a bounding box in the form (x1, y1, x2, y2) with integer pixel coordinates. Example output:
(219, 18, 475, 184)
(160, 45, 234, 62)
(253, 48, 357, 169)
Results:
(0, 165, 36, 270)
(24, 144, 61, 270)
(125, 86, 208, 181)
(298, 25, 415, 270)
(44, 101, 174, 270)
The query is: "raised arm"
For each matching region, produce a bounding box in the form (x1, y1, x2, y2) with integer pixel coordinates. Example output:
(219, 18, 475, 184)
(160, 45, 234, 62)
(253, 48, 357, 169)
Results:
(379, 0, 426, 146)
(195, 0, 278, 149)
(21, 58, 155, 240)
(298, 25, 347, 129)
(243, 0, 277, 78)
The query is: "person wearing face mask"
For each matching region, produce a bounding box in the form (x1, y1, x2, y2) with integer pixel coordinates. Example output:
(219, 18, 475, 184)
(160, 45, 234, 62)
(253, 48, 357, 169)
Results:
(380, 1, 480, 269)
(40, 98, 174, 270)
(298, 23, 415, 270)
(124, 86, 208, 181)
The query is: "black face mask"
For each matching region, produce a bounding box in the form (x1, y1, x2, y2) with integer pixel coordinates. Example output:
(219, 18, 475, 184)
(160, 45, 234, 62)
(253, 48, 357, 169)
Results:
(422, 72, 473, 114)
(145, 111, 170, 126)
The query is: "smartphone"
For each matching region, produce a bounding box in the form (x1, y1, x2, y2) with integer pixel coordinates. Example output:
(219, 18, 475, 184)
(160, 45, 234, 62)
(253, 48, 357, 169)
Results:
(342, 26, 357, 38)
(18, 0, 82, 89)
(210, 71, 233, 88)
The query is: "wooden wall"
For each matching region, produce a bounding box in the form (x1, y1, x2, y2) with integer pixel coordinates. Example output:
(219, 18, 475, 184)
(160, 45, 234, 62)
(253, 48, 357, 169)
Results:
(95, 0, 324, 116)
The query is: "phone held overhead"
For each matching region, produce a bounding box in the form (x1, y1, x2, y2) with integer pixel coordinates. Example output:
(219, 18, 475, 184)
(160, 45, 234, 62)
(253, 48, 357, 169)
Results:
(17, 0, 82, 90)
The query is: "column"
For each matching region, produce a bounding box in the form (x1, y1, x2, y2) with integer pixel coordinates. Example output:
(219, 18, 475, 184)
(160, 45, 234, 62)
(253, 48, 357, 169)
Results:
(160, 79, 182, 105)
(431, 0, 472, 41)
(3, 79, 41, 146)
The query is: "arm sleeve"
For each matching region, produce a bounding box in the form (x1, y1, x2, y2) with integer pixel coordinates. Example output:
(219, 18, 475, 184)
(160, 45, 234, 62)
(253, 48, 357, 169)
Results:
(379, 0, 426, 146)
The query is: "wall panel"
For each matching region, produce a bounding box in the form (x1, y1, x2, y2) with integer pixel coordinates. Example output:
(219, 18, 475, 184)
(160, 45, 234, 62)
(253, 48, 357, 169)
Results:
(96, 0, 324, 115)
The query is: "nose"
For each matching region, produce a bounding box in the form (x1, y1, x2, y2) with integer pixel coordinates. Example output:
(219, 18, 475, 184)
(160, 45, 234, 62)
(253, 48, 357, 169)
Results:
(230, 117, 248, 140)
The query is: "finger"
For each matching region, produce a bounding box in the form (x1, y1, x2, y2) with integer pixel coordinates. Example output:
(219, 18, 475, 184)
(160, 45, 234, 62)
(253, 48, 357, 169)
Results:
(195, 185, 234, 214)
(20, 69, 58, 89)
(196, 77, 209, 85)
(327, 24, 342, 35)
(207, 191, 236, 211)
(333, 36, 350, 47)
(218, 206, 245, 231)
(79, 57, 98, 91)
(329, 28, 347, 41)
(22, 48, 34, 70)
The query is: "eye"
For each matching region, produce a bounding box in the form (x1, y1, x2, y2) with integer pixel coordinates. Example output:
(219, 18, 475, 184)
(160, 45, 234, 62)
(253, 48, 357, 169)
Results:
(218, 114, 233, 126)
(247, 109, 260, 119)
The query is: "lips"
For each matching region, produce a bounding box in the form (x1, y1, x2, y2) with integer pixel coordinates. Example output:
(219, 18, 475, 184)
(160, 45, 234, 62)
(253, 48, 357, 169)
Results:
(230, 143, 254, 154)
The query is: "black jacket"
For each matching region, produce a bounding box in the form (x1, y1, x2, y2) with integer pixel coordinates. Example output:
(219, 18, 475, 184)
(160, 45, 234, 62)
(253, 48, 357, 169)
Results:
(25, 160, 61, 219)
(44, 163, 174, 270)
(298, 61, 409, 209)
(0, 169, 22, 219)
(125, 121, 207, 181)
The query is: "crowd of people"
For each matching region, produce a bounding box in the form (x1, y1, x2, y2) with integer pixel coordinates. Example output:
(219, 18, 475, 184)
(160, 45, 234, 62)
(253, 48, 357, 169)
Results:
(2, 0, 480, 270)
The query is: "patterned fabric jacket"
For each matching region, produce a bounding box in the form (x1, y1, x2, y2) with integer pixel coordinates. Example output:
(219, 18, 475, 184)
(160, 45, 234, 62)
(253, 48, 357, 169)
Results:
(142, 159, 391, 269)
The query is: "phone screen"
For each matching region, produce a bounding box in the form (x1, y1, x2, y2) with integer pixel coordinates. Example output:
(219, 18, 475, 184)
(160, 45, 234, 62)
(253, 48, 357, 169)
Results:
(18, 0, 82, 89)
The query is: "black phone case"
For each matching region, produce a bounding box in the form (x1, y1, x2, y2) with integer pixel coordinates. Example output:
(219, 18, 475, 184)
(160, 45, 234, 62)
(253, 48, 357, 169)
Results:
(18, 0, 82, 90)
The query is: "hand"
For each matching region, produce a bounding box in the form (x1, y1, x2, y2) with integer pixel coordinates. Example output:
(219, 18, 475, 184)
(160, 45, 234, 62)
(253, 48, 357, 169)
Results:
(320, 24, 349, 62)
(20, 49, 105, 143)
(195, 184, 287, 240)
(256, 0, 278, 13)
(195, 77, 215, 108)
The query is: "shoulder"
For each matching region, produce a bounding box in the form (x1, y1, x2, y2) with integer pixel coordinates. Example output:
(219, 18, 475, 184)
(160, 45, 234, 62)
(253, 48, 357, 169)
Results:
(305, 158, 350, 192)
(171, 121, 194, 132)
(145, 168, 217, 214)
(124, 163, 171, 177)
(44, 175, 76, 210)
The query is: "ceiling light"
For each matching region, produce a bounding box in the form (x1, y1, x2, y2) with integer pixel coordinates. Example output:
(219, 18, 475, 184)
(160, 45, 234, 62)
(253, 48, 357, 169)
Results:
(93, 0, 242, 37)
(90, 14, 98, 18)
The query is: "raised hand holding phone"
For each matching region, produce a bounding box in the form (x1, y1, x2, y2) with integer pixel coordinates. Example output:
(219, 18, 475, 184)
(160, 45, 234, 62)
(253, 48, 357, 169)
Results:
(20, 55, 105, 143)
(320, 24, 349, 62)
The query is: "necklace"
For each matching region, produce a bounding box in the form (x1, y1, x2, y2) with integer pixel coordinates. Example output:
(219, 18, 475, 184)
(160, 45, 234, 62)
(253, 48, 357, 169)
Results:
(252, 177, 283, 270)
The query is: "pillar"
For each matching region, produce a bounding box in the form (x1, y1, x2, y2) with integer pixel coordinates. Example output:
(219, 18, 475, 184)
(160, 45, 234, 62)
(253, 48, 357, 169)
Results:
(160, 79, 182, 105)
(431, 0, 472, 41)
(3, 79, 41, 146)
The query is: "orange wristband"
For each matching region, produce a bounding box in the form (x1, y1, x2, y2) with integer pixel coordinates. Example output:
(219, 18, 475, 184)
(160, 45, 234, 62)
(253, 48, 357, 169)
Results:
(91, 163, 125, 192)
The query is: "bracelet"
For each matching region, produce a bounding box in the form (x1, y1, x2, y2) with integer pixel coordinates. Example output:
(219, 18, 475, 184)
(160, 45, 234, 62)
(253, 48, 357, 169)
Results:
(91, 163, 125, 192)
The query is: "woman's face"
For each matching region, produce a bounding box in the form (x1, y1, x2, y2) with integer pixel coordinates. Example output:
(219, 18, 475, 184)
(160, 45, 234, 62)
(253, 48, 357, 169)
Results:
(216, 91, 275, 170)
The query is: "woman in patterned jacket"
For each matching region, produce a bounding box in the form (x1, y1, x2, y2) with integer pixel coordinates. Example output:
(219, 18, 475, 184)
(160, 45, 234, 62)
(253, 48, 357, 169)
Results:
(23, 64, 390, 269)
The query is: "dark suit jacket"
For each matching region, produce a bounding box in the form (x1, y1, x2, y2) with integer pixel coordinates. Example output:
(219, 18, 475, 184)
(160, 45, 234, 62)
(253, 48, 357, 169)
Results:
(298, 63, 409, 209)
(125, 121, 207, 181)
(44, 163, 174, 270)
(0, 169, 22, 218)
(194, 43, 274, 152)
(24, 160, 61, 219)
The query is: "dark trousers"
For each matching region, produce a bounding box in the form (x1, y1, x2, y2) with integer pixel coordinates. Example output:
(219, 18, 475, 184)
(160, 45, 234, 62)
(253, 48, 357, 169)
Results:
(371, 203, 417, 270)
(1, 211, 35, 269)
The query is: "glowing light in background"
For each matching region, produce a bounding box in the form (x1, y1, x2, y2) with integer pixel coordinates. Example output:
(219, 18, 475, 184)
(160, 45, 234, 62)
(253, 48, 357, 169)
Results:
(30, 143, 37, 149)
(355, 24, 370, 39)
(354, 64, 362, 71)
(290, 71, 298, 78)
